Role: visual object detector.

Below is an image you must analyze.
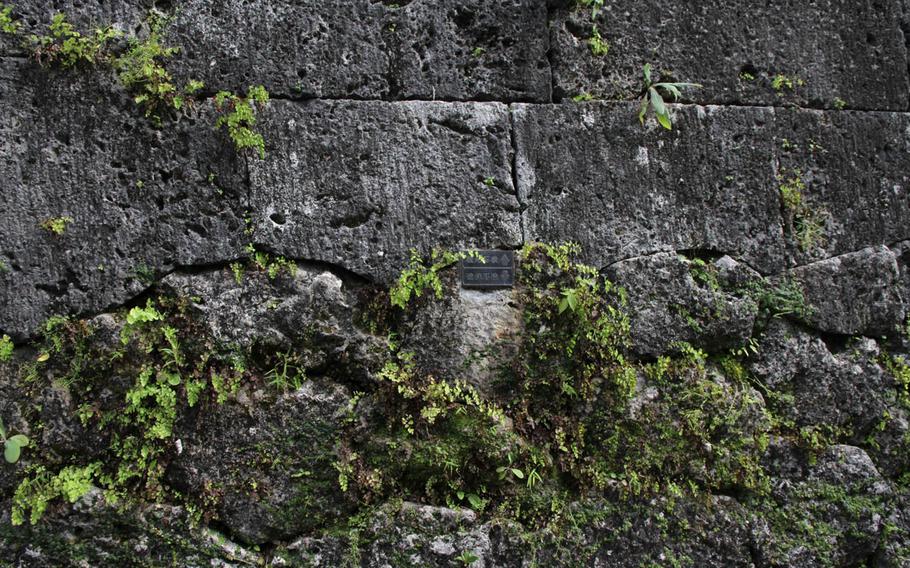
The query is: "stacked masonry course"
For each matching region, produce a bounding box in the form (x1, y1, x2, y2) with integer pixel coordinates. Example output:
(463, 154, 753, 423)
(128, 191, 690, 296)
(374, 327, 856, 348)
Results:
(0, 1, 909, 566)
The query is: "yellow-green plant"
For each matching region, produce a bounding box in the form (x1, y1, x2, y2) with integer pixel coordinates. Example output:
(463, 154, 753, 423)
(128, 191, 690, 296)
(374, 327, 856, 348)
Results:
(214, 85, 270, 159)
(390, 249, 480, 309)
(114, 14, 204, 121)
(40, 216, 73, 235)
(29, 13, 120, 67)
(0, 3, 18, 34)
(0, 334, 12, 362)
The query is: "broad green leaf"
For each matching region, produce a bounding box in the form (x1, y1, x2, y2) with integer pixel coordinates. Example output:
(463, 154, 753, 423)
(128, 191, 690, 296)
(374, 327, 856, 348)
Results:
(643, 63, 652, 85)
(558, 298, 569, 314)
(36, 352, 50, 362)
(649, 88, 667, 117)
(467, 493, 484, 509)
(567, 292, 578, 311)
(4, 440, 20, 463)
(657, 112, 673, 130)
(511, 468, 524, 479)
(638, 97, 650, 124)
(661, 83, 682, 101)
(8, 435, 28, 447)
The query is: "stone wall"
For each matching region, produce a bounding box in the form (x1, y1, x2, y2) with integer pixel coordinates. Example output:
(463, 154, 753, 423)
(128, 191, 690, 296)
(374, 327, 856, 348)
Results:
(0, 1, 909, 566)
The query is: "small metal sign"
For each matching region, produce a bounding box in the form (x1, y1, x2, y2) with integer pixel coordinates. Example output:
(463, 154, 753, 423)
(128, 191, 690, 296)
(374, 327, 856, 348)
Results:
(461, 250, 515, 288)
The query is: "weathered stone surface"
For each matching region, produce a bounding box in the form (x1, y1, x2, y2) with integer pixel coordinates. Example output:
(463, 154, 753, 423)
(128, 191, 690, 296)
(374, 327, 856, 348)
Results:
(160, 267, 384, 384)
(398, 269, 522, 391)
(786, 246, 905, 336)
(752, 445, 891, 568)
(550, 0, 910, 110)
(0, 491, 263, 567)
(288, 496, 755, 567)
(515, 103, 910, 274)
(0, 58, 246, 340)
(166, 0, 550, 102)
(167, 380, 353, 545)
(604, 252, 759, 356)
(876, 490, 910, 567)
(749, 320, 892, 436)
(389, 0, 550, 102)
(248, 100, 521, 284)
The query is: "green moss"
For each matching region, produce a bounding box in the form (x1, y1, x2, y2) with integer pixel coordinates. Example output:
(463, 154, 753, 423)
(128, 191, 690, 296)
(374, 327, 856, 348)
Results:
(749, 479, 887, 567)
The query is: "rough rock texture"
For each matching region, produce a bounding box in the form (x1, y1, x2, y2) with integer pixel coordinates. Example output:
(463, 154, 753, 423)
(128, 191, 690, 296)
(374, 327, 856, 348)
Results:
(0, 58, 245, 340)
(166, 0, 551, 102)
(160, 267, 384, 383)
(0, 1, 147, 57)
(749, 320, 892, 436)
(168, 380, 353, 545)
(0, 490, 266, 567)
(786, 246, 906, 336)
(752, 444, 893, 568)
(393, 268, 522, 390)
(248, 100, 521, 284)
(515, 103, 910, 275)
(604, 252, 759, 356)
(288, 496, 755, 567)
(550, 0, 910, 110)
(1, 0, 910, 566)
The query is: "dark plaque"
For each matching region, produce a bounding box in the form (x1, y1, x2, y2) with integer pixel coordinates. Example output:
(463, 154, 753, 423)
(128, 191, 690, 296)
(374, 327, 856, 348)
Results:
(461, 250, 515, 288)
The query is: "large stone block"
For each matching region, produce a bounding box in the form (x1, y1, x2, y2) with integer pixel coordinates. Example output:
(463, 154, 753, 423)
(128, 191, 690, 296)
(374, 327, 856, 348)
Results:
(550, 0, 909, 110)
(604, 252, 758, 356)
(786, 246, 905, 336)
(514, 102, 910, 274)
(248, 100, 522, 283)
(749, 320, 892, 435)
(0, 59, 246, 340)
(166, 0, 550, 102)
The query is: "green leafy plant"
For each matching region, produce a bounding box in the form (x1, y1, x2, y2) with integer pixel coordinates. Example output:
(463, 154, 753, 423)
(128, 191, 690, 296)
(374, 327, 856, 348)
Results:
(0, 334, 12, 362)
(214, 85, 270, 159)
(0, 417, 29, 463)
(456, 550, 480, 565)
(778, 169, 828, 251)
(28, 13, 120, 67)
(389, 249, 480, 309)
(12, 463, 99, 525)
(243, 243, 297, 280)
(572, 92, 596, 102)
(0, 3, 19, 34)
(114, 13, 203, 122)
(588, 25, 609, 56)
(40, 216, 73, 235)
(265, 349, 306, 392)
(638, 64, 701, 130)
(746, 278, 811, 321)
(771, 73, 804, 93)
